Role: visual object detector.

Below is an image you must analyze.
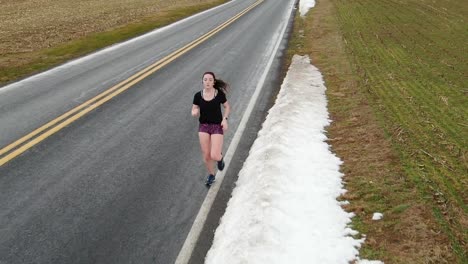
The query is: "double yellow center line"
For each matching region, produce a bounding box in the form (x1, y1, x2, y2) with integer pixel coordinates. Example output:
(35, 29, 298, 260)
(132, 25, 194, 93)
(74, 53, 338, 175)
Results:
(0, 0, 263, 167)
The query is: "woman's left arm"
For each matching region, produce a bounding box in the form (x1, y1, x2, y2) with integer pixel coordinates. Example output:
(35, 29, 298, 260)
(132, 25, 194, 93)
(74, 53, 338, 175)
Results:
(221, 101, 231, 130)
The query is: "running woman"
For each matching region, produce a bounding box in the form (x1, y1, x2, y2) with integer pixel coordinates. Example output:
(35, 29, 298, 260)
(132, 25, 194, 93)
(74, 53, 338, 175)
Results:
(192, 72, 231, 186)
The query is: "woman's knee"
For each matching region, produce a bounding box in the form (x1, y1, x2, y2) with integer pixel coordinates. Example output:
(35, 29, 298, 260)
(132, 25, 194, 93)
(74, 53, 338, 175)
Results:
(203, 154, 211, 163)
(210, 153, 222, 161)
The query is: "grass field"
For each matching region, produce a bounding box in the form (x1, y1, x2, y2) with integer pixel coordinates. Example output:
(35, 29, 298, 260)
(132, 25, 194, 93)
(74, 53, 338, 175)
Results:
(286, 0, 466, 262)
(0, 0, 227, 85)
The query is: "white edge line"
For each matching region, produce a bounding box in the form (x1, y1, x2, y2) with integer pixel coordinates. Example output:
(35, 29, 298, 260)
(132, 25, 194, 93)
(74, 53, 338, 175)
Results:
(174, 1, 296, 263)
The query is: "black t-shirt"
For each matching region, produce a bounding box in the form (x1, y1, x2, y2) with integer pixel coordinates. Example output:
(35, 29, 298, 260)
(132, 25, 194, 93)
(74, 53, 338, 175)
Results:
(193, 90, 227, 124)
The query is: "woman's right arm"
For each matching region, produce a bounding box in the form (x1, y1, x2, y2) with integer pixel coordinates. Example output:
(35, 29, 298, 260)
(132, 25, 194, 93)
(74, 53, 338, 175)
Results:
(192, 104, 200, 117)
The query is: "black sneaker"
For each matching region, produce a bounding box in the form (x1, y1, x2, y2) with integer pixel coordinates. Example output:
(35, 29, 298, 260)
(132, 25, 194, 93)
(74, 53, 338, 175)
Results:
(205, 174, 215, 186)
(217, 157, 225, 171)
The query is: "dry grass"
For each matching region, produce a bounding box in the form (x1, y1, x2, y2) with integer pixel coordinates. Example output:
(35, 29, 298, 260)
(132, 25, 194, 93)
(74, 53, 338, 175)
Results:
(0, 0, 226, 84)
(0, 0, 216, 53)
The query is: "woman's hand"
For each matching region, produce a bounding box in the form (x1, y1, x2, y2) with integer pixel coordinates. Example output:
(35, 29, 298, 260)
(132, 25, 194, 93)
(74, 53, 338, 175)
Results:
(221, 118, 228, 131)
(192, 105, 200, 117)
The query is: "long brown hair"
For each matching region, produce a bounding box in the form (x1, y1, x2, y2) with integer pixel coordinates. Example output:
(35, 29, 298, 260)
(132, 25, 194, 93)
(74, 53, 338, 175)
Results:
(203, 72, 229, 93)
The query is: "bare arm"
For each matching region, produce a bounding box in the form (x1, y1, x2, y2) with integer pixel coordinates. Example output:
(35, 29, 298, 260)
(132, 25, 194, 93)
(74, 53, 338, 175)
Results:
(222, 101, 231, 120)
(192, 104, 200, 117)
(221, 101, 231, 131)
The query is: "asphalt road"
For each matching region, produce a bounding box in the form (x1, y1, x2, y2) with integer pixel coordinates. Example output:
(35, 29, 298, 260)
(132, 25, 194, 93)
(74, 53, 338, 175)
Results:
(0, 0, 297, 263)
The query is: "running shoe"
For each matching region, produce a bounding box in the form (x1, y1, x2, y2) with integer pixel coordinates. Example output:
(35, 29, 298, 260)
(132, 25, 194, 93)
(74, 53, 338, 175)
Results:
(206, 174, 216, 186)
(217, 157, 225, 171)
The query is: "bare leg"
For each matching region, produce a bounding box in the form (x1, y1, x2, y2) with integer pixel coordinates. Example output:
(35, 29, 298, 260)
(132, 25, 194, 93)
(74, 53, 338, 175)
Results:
(199, 132, 215, 175)
(210, 134, 224, 162)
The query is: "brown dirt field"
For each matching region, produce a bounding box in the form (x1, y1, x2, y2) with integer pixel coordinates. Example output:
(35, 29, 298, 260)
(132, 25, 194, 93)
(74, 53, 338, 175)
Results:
(0, 0, 219, 54)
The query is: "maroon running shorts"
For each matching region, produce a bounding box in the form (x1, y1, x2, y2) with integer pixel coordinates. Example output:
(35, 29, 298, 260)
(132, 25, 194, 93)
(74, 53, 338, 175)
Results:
(199, 123, 224, 135)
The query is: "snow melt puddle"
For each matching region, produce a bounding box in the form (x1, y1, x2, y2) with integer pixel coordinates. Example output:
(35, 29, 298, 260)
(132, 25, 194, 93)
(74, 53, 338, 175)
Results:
(205, 55, 383, 263)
